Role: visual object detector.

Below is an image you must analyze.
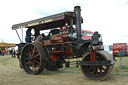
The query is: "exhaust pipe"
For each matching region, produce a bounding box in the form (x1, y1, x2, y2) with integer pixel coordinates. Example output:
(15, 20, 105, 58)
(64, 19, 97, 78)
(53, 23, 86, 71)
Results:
(74, 6, 82, 40)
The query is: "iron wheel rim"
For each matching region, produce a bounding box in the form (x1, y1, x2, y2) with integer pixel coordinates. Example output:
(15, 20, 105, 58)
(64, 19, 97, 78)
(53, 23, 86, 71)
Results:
(21, 43, 46, 74)
(81, 52, 111, 80)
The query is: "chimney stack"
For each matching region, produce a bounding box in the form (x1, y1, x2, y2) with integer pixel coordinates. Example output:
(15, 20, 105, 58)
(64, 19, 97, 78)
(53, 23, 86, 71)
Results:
(74, 6, 82, 40)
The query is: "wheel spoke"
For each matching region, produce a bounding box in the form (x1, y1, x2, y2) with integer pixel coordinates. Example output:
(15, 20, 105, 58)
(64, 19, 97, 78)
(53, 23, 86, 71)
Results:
(87, 57, 108, 76)
(30, 47, 33, 53)
(35, 60, 40, 64)
(28, 62, 32, 68)
(99, 68, 103, 75)
(91, 69, 95, 75)
(33, 61, 36, 72)
(32, 64, 34, 72)
(33, 47, 36, 56)
(26, 61, 31, 65)
(25, 57, 28, 60)
(37, 57, 40, 60)
(95, 69, 98, 76)
(101, 66, 106, 71)
(34, 67, 36, 72)
(34, 53, 40, 58)
(28, 49, 32, 56)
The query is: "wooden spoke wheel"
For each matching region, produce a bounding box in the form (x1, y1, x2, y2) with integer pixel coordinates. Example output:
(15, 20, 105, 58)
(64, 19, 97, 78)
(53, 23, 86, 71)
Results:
(80, 51, 114, 80)
(21, 43, 47, 74)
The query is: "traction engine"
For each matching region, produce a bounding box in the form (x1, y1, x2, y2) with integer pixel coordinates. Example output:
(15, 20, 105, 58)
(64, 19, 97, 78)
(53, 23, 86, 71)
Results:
(12, 6, 115, 80)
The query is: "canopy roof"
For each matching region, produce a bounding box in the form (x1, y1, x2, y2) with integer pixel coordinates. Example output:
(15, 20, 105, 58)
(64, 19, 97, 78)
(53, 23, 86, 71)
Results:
(12, 12, 81, 31)
(0, 41, 16, 48)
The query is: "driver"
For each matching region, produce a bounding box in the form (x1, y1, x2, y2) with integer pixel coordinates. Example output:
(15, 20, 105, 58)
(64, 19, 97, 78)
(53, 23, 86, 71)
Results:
(25, 28, 32, 43)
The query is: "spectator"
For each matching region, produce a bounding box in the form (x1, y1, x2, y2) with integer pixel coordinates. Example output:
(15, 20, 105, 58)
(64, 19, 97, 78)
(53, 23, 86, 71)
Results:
(2, 50, 5, 56)
(10, 50, 13, 55)
(0, 51, 1, 56)
(12, 50, 16, 58)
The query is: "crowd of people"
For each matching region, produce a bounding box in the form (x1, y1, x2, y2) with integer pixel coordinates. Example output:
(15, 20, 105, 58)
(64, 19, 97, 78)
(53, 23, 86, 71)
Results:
(0, 49, 16, 58)
(0, 50, 5, 56)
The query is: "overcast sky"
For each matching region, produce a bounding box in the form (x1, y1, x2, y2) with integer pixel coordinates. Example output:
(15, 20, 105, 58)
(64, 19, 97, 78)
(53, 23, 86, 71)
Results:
(0, 0, 128, 45)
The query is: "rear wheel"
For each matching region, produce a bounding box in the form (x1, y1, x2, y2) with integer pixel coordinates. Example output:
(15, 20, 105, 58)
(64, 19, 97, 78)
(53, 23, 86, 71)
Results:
(80, 51, 114, 80)
(21, 43, 47, 74)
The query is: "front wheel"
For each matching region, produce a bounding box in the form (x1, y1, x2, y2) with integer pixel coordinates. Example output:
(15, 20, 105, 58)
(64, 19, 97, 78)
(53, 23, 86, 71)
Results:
(80, 51, 114, 80)
(21, 43, 47, 74)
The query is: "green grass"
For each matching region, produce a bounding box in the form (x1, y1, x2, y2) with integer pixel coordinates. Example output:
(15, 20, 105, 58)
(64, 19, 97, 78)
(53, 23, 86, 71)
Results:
(0, 55, 128, 85)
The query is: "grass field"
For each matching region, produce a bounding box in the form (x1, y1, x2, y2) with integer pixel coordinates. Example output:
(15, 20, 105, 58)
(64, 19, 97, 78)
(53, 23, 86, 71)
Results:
(0, 55, 128, 85)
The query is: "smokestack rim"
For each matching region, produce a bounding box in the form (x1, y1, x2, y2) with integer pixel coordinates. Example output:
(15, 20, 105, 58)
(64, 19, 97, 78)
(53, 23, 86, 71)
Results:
(74, 6, 81, 11)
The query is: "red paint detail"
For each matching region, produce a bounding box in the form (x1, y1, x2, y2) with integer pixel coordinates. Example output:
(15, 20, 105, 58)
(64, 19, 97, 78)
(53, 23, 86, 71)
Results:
(90, 50, 96, 62)
(50, 56, 59, 61)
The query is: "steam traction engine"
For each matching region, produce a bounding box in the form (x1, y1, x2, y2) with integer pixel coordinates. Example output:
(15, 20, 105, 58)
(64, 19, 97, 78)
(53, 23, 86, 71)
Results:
(12, 6, 115, 80)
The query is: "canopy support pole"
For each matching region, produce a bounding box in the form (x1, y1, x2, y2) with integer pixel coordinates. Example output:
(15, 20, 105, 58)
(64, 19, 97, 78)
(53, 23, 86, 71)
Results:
(22, 28, 23, 42)
(15, 29, 22, 42)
